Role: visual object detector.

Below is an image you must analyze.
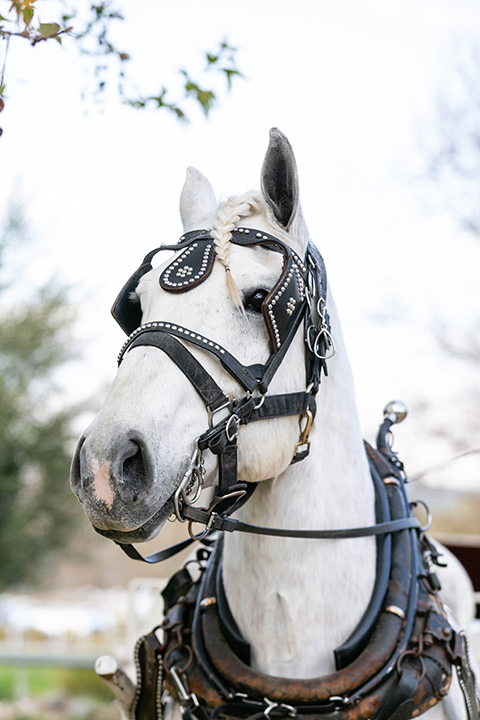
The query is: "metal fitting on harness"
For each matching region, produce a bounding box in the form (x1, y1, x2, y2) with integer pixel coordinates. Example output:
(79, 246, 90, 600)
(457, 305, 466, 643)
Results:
(293, 408, 314, 462)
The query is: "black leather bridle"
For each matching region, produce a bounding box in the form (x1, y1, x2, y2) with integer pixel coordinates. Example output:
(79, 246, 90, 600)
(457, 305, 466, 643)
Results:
(108, 227, 421, 563)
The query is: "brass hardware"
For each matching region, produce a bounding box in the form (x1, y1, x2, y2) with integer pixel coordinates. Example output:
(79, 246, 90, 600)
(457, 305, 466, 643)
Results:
(293, 408, 314, 459)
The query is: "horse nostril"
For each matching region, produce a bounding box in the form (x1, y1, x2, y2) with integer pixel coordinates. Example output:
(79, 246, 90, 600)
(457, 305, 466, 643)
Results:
(70, 436, 85, 494)
(121, 441, 150, 502)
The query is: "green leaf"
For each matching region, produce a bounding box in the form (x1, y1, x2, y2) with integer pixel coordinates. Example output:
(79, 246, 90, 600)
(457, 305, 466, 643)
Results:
(184, 80, 215, 116)
(22, 7, 34, 27)
(223, 68, 242, 90)
(37, 22, 61, 38)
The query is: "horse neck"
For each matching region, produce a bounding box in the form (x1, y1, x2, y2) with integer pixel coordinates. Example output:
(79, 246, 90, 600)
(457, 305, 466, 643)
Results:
(222, 299, 377, 679)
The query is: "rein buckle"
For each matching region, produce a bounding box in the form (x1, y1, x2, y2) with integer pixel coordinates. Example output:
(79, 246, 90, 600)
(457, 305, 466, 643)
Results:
(208, 397, 232, 428)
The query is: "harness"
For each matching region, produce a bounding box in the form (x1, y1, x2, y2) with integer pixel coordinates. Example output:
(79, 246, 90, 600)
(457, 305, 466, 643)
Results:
(107, 228, 479, 719)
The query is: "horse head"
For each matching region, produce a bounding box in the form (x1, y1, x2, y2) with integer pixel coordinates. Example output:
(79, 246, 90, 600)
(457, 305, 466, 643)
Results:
(70, 129, 331, 544)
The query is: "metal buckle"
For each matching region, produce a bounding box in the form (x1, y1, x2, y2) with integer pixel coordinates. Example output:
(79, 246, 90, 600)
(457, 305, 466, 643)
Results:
(207, 397, 231, 427)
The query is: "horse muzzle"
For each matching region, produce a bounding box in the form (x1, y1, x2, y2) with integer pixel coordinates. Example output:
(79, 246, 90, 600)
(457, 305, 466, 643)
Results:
(70, 431, 172, 540)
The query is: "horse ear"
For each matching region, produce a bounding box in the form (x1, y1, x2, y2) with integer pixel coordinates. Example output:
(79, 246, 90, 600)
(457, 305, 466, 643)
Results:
(180, 167, 217, 232)
(261, 128, 299, 230)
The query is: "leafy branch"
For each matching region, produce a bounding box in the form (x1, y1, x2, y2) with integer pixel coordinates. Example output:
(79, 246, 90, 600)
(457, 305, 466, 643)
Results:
(126, 40, 242, 121)
(0, 1, 243, 133)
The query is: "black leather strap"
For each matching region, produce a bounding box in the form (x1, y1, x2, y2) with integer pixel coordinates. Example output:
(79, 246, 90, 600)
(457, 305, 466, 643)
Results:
(120, 323, 260, 394)
(181, 506, 422, 539)
(116, 536, 196, 564)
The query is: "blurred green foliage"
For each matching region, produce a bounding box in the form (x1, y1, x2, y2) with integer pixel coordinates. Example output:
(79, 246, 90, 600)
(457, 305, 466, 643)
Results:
(0, 666, 112, 701)
(0, 202, 80, 590)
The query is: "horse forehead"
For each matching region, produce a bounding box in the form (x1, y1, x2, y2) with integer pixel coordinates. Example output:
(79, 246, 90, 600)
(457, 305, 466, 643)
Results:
(229, 243, 283, 280)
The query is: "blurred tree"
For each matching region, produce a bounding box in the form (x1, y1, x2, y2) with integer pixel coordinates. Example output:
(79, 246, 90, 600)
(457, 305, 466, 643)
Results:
(423, 45, 480, 460)
(0, 0, 242, 132)
(0, 202, 80, 590)
(428, 46, 480, 236)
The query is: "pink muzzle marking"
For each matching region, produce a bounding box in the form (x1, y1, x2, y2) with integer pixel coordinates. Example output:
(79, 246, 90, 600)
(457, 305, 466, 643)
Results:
(92, 459, 115, 510)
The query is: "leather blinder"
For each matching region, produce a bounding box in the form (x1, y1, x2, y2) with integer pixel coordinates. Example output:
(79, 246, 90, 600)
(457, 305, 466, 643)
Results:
(262, 253, 307, 352)
(160, 239, 216, 292)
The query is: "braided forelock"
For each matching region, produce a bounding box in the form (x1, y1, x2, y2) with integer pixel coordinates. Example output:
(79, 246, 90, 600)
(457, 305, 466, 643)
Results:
(211, 193, 263, 310)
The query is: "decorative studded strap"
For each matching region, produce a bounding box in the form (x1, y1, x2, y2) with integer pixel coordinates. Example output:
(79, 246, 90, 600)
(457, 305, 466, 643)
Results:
(118, 323, 260, 394)
(124, 331, 230, 411)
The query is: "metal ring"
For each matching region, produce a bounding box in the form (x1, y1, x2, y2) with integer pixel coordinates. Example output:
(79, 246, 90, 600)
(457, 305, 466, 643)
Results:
(225, 414, 240, 442)
(252, 393, 266, 410)
(313, 328, 336, 360)
(410, 500, 432, 532)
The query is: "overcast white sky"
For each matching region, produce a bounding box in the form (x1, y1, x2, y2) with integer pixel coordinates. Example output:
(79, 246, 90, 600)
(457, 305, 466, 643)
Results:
(2, 0, 480, 488)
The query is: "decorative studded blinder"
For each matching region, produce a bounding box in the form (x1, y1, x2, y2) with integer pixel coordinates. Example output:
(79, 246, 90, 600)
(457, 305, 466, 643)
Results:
(229, 228, 308, 353)
(262, 248, 306, 351)
(159, 239, 216, 292)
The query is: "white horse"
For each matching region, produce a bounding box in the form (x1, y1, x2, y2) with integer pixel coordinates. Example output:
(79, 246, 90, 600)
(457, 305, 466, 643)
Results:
(71, 130, 477, 720)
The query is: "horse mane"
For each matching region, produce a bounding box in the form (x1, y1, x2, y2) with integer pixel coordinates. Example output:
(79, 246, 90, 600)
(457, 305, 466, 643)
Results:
(211, 191, 310, 308)
(211, 192, 264, 309)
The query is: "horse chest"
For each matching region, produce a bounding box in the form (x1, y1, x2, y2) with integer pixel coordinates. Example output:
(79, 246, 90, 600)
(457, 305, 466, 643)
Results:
(222, 531, 377, 678)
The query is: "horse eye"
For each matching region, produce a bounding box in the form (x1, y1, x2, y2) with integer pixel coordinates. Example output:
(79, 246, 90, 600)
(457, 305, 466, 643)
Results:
(246, 289, 269, 312)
